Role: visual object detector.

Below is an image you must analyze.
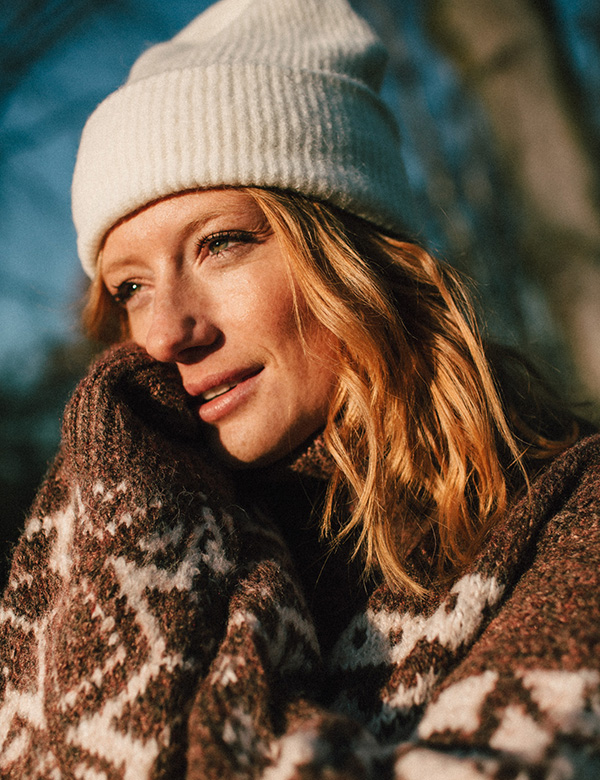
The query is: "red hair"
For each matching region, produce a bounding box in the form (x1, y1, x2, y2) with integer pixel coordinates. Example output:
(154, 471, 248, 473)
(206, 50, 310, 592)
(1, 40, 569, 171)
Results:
(84, 188, 578, 593)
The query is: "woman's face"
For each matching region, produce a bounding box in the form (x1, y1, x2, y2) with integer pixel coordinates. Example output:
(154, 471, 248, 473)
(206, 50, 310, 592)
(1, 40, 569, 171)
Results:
(101, 189, 338, 467)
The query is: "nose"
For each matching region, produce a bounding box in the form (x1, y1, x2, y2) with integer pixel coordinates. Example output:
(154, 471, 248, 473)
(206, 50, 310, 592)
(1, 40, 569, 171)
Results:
(143, 284, 219, 364)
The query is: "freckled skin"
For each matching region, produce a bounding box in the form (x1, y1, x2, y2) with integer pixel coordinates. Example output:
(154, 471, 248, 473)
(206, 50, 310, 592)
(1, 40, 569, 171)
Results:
(101, 189, 338, 467)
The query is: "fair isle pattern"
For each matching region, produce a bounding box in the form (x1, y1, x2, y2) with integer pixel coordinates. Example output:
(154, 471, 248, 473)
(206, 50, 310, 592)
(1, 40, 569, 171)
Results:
(0, 440, 237, 775)
(1, 345, 599, 779)
(329, 572, 505, 738)
(0, 346, 319, 779)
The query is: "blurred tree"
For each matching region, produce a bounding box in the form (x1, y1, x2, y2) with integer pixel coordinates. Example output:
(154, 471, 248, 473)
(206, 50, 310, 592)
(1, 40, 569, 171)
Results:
(0, 0, 116, 100)
(430, 0, 600, 405)
(354, 0, 600, 410)
(0, 0, 120, 301)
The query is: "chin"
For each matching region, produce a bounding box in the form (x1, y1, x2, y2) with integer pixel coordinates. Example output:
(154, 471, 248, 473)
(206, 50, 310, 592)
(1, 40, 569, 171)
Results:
(203, 427, 284, 470)
(204, 419, 324, 470)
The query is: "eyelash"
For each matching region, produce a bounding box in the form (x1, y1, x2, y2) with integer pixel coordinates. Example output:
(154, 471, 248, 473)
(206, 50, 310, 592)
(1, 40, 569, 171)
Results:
(112, 281, 141, 306)
(110, 230, 257, 307)
(195, 229, 255, 258)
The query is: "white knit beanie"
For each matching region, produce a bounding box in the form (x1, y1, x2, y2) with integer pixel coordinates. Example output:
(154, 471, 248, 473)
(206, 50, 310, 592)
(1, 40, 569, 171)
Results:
(72, 0, 411, 278)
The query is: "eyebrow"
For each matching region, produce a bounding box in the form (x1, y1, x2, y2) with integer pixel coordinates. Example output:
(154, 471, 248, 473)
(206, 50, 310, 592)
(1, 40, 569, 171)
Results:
(182, 210, 223, 235)
(100, 203, 265, 276)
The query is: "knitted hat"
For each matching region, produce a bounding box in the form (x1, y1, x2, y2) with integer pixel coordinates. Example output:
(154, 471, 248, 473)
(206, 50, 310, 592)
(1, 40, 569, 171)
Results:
(72, 0, 411, 278)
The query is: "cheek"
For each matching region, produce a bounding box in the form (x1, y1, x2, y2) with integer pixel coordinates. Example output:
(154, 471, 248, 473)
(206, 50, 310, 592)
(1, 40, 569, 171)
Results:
(285, 316, 340, 412)
(305, 328, 340, 400)
(264, 278, 339, 382)
(238, 275, 337, 401)
(127, 313, 150, 347)
(232, 268, 299, 343)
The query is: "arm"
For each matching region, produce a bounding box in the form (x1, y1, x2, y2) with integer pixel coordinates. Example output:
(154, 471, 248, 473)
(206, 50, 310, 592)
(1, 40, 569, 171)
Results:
(272, 436, 600, 779)
(0, 345, 244, 778)
(393, 455, 600, 780)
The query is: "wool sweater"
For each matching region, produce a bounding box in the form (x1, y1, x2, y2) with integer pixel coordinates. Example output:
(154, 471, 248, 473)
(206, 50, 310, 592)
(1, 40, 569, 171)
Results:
(0, 344, 599, 779)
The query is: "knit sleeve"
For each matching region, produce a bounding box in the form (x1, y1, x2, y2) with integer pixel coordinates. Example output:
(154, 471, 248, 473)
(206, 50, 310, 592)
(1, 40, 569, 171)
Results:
(0, 345, 251, 778)
(390, 449, 600, 780)
(251, 435, 600, 780)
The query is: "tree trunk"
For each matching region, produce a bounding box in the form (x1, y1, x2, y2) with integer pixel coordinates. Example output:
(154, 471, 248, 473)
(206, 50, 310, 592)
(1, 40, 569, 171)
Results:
(429, 0, 600, 405)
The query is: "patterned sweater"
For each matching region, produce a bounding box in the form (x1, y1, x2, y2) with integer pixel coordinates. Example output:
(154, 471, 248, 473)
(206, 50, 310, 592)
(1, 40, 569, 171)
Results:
(0, 344, 599, 779)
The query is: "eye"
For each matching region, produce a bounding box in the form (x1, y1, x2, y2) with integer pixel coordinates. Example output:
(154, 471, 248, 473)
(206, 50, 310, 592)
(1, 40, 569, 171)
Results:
(111, 281, 142, 306)
(196, 230, 255, 260)
(207, 235, 234, 255)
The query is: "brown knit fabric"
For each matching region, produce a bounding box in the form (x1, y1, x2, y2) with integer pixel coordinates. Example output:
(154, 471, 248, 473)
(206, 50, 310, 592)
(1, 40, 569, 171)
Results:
(1, 344, 599, 779)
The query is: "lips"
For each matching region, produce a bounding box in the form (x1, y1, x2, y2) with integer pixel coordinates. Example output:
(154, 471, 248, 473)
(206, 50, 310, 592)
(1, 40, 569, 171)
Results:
(186, 366, 262, 402)
(184, 366, 264, 422)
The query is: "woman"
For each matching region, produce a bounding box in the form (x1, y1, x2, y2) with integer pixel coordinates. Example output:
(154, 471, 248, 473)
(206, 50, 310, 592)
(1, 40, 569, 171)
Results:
(1, 0, 598, 778)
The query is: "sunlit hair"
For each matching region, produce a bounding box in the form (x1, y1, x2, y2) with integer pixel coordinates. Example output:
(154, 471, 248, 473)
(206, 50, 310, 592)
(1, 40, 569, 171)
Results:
(83, 187, 578, 594)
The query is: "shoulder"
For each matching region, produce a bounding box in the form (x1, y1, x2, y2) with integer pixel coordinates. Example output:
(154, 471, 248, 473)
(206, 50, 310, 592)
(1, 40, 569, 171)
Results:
(527, 432, 600, 527)
(487, 433, 600, 640)
(462, 433, 600, 626)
